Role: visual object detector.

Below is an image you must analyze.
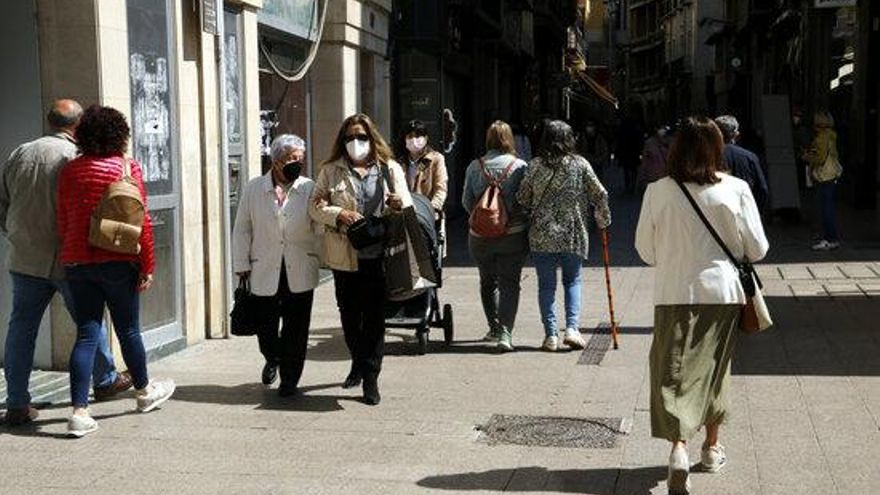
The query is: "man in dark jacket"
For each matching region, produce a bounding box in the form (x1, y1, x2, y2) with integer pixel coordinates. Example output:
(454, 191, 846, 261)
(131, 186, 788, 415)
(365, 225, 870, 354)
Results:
(715, 115, 769, 210)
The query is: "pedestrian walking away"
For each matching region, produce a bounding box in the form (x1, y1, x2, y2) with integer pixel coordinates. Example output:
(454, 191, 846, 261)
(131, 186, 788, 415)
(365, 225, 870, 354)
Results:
(462, 120, 529, 352)
(802, 110, 843, 251)
(714, 115, 769, 211)
(0, 99, 130, 427)
(516, 120, 611, 352)
(232, 134, 321, 398)
(309, 113, 412, 406)
(635, 116, 769, 494)
(578, 119, 610, 184)
(56, 105, 175, 437)
(636, 124, 670, 193)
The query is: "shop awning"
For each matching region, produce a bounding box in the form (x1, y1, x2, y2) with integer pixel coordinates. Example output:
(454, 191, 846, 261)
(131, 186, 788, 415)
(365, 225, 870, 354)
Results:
(578, 71, 619, 109)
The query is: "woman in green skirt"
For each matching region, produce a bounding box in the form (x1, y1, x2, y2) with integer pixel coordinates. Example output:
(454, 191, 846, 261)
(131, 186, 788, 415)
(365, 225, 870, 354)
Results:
(635, 117, 769, 494)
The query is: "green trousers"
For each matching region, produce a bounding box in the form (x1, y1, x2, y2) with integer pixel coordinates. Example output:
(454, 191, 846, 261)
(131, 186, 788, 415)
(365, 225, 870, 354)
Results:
(650, 304, 740, 441)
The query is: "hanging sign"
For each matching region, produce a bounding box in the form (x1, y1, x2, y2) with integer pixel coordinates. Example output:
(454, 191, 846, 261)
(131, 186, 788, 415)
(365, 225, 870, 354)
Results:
(814, 0, 856, 8)
(202, 0, 218, 35)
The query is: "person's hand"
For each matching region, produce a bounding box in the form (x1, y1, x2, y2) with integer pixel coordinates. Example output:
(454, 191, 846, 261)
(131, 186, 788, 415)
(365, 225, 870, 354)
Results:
(138, 273, 153, 292)
(236, 271, 250, 280)
(337, 210, 363, 226)
(386, 193, 403, 211)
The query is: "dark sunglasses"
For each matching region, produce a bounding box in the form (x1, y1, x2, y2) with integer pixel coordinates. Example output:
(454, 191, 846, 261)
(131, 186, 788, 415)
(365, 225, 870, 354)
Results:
(344, 133, 370, 143)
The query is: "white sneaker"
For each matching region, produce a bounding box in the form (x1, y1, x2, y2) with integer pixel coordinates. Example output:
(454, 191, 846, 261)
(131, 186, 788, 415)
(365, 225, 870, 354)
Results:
(668, 443, 691, 494)
(562, 328, 586, 350)
(136, 379, 176, 413)
(542, 335, 559, 352)
(812, 239, 840, 251)
(482, 330, 499, 342)
(67, 413, 98, 438)
(701, 443, 727, 473)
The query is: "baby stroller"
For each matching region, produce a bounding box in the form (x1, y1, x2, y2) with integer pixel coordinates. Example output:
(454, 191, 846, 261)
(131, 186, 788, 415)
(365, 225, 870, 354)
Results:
(384, 193, 454, 355)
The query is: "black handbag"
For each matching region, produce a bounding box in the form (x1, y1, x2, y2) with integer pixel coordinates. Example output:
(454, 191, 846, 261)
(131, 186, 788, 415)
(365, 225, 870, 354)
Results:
(230, 277, 261, 336)
(346, 216, 386, 250)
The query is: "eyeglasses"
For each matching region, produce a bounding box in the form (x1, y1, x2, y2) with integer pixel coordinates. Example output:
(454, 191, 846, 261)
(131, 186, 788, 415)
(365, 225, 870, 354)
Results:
(344, 133, 370, 143)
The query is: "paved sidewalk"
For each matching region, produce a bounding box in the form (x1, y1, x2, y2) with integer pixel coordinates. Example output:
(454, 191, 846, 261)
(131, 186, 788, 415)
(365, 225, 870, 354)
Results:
(2, 187, 880, 494)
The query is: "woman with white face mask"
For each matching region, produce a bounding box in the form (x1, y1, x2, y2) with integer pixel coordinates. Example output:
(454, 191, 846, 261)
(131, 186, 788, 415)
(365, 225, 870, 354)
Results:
(397, 119, 448, 215)
(308, 113, 411, 406)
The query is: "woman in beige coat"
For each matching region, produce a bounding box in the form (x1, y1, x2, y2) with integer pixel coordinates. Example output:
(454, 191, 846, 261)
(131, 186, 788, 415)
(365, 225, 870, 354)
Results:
(397, 119, 448, 214)
(309, 113, 411, 406)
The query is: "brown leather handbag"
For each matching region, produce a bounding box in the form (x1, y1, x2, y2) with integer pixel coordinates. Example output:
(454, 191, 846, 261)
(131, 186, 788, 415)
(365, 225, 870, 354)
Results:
(88, 157, 145, 255)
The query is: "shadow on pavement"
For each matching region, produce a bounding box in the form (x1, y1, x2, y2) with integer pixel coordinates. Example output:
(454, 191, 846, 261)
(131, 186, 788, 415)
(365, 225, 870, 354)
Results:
(734, 295, 880, 376)
(416, 465, 666, 494)
(173, 383, 354, 412)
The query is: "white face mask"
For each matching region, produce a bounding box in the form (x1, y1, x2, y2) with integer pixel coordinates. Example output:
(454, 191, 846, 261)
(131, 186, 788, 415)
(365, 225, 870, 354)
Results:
(345, 139, 371, 162)
(406, 136, 427, 154)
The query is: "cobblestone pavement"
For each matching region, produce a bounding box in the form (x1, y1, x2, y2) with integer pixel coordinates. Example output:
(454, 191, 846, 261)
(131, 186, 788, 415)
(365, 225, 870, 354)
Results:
(2, 178, 879, 494)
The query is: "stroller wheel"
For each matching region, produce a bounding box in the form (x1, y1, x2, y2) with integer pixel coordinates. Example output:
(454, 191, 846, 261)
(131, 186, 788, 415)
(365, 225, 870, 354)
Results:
(417, 329, 429, 355)
(442, 304, 454, 345)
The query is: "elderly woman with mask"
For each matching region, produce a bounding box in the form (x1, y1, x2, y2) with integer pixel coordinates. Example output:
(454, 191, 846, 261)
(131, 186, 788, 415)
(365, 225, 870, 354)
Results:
(233, 134, 321, 397)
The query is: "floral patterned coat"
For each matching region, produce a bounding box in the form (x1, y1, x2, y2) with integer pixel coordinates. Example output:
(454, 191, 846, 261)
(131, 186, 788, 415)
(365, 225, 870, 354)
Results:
(517, 154, 611, 258)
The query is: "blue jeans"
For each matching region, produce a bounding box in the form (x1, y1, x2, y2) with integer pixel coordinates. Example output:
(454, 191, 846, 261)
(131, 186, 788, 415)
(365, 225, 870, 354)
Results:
(816, 181, 839, 242)
(4, 272, 117, 409)
(533, 252, 583, 337)
(66, 262, 149, 408)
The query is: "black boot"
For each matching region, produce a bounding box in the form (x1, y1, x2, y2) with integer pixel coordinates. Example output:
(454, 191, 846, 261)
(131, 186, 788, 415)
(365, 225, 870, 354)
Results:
(362, 375, 380, 406)
(261, 360, 279, 385)
(278, 383, 298, 398)
(342, 363, 362, 389)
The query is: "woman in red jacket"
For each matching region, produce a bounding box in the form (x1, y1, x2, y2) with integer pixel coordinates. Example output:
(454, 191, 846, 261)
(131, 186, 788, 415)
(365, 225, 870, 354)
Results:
(57, 105, 174, 437)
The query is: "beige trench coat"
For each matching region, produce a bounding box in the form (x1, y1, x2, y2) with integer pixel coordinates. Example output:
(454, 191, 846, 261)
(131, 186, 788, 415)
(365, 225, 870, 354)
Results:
(308, 158, 412, 272)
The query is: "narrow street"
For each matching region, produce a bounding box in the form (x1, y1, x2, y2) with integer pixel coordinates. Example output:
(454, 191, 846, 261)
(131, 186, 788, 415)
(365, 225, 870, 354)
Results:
(3, 171, 880, 494)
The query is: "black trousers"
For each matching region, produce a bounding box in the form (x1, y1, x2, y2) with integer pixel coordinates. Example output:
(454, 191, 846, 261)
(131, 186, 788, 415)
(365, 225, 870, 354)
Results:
(332, 258, 385, 378)
(256, 264, 314, 388)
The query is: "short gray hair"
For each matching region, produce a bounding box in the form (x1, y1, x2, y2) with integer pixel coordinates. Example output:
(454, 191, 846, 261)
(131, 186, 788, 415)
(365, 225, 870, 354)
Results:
(714, 115, 739, 143)
(270, 134, 306, 161)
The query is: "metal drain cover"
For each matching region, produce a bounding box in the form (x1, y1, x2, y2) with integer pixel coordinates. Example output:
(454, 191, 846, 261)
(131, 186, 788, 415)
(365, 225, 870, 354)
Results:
(578, 324, 613, 365)
(477, 414, 626, 449)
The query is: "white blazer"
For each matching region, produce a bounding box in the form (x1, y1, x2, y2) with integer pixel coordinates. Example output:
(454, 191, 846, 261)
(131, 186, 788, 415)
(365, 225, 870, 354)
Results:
(635, 174, 769, 305)
(232, 174, 321, 296)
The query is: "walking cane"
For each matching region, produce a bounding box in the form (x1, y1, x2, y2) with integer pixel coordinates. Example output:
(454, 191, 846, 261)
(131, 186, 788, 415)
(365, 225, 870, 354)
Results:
(601, 229, 621, 350)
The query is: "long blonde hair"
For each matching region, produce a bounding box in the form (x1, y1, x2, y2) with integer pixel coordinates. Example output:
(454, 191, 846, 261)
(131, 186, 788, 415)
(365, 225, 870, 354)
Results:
(323, 113, 394, 165)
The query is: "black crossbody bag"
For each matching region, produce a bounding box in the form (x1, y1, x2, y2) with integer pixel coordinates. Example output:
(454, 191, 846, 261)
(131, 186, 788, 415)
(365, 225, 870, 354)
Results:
(675, 180, 772, 333)
(346, 164, 392, 250)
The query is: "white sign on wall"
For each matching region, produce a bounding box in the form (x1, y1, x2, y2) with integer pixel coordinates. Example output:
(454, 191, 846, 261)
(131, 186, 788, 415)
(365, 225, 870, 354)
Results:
(815, 0, 857, 8)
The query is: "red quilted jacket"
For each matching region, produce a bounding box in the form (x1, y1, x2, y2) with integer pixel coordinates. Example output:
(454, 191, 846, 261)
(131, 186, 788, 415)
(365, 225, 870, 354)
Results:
(57, 155, 155, 275)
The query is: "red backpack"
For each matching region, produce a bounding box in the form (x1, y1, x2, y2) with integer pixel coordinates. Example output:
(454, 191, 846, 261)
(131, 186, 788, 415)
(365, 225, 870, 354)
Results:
(469, 158, 517, 238)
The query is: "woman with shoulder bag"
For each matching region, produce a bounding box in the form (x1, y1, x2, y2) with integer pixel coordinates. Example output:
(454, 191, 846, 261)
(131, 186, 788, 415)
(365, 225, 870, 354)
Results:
(635, 117, 769, 494)
(462, 120, 529, 352)
(56, 105, 174, 437)
(517, 120, 611, 352)
(308, 113, 411, 406)
(232, 134, 320, 397)
(803, 110, 842, 251)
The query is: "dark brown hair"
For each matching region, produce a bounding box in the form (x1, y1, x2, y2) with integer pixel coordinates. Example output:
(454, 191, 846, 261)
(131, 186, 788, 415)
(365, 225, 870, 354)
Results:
(485, 120, 516, 155)
(667, 116, 723, 185)
(323, 113, 394, 165)
(75, 105, 130, 157)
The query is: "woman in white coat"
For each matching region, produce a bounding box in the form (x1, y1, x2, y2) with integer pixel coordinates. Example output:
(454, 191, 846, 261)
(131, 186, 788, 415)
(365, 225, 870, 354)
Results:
(232, 134, 321, 397)
(635, 117, 769, 494)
